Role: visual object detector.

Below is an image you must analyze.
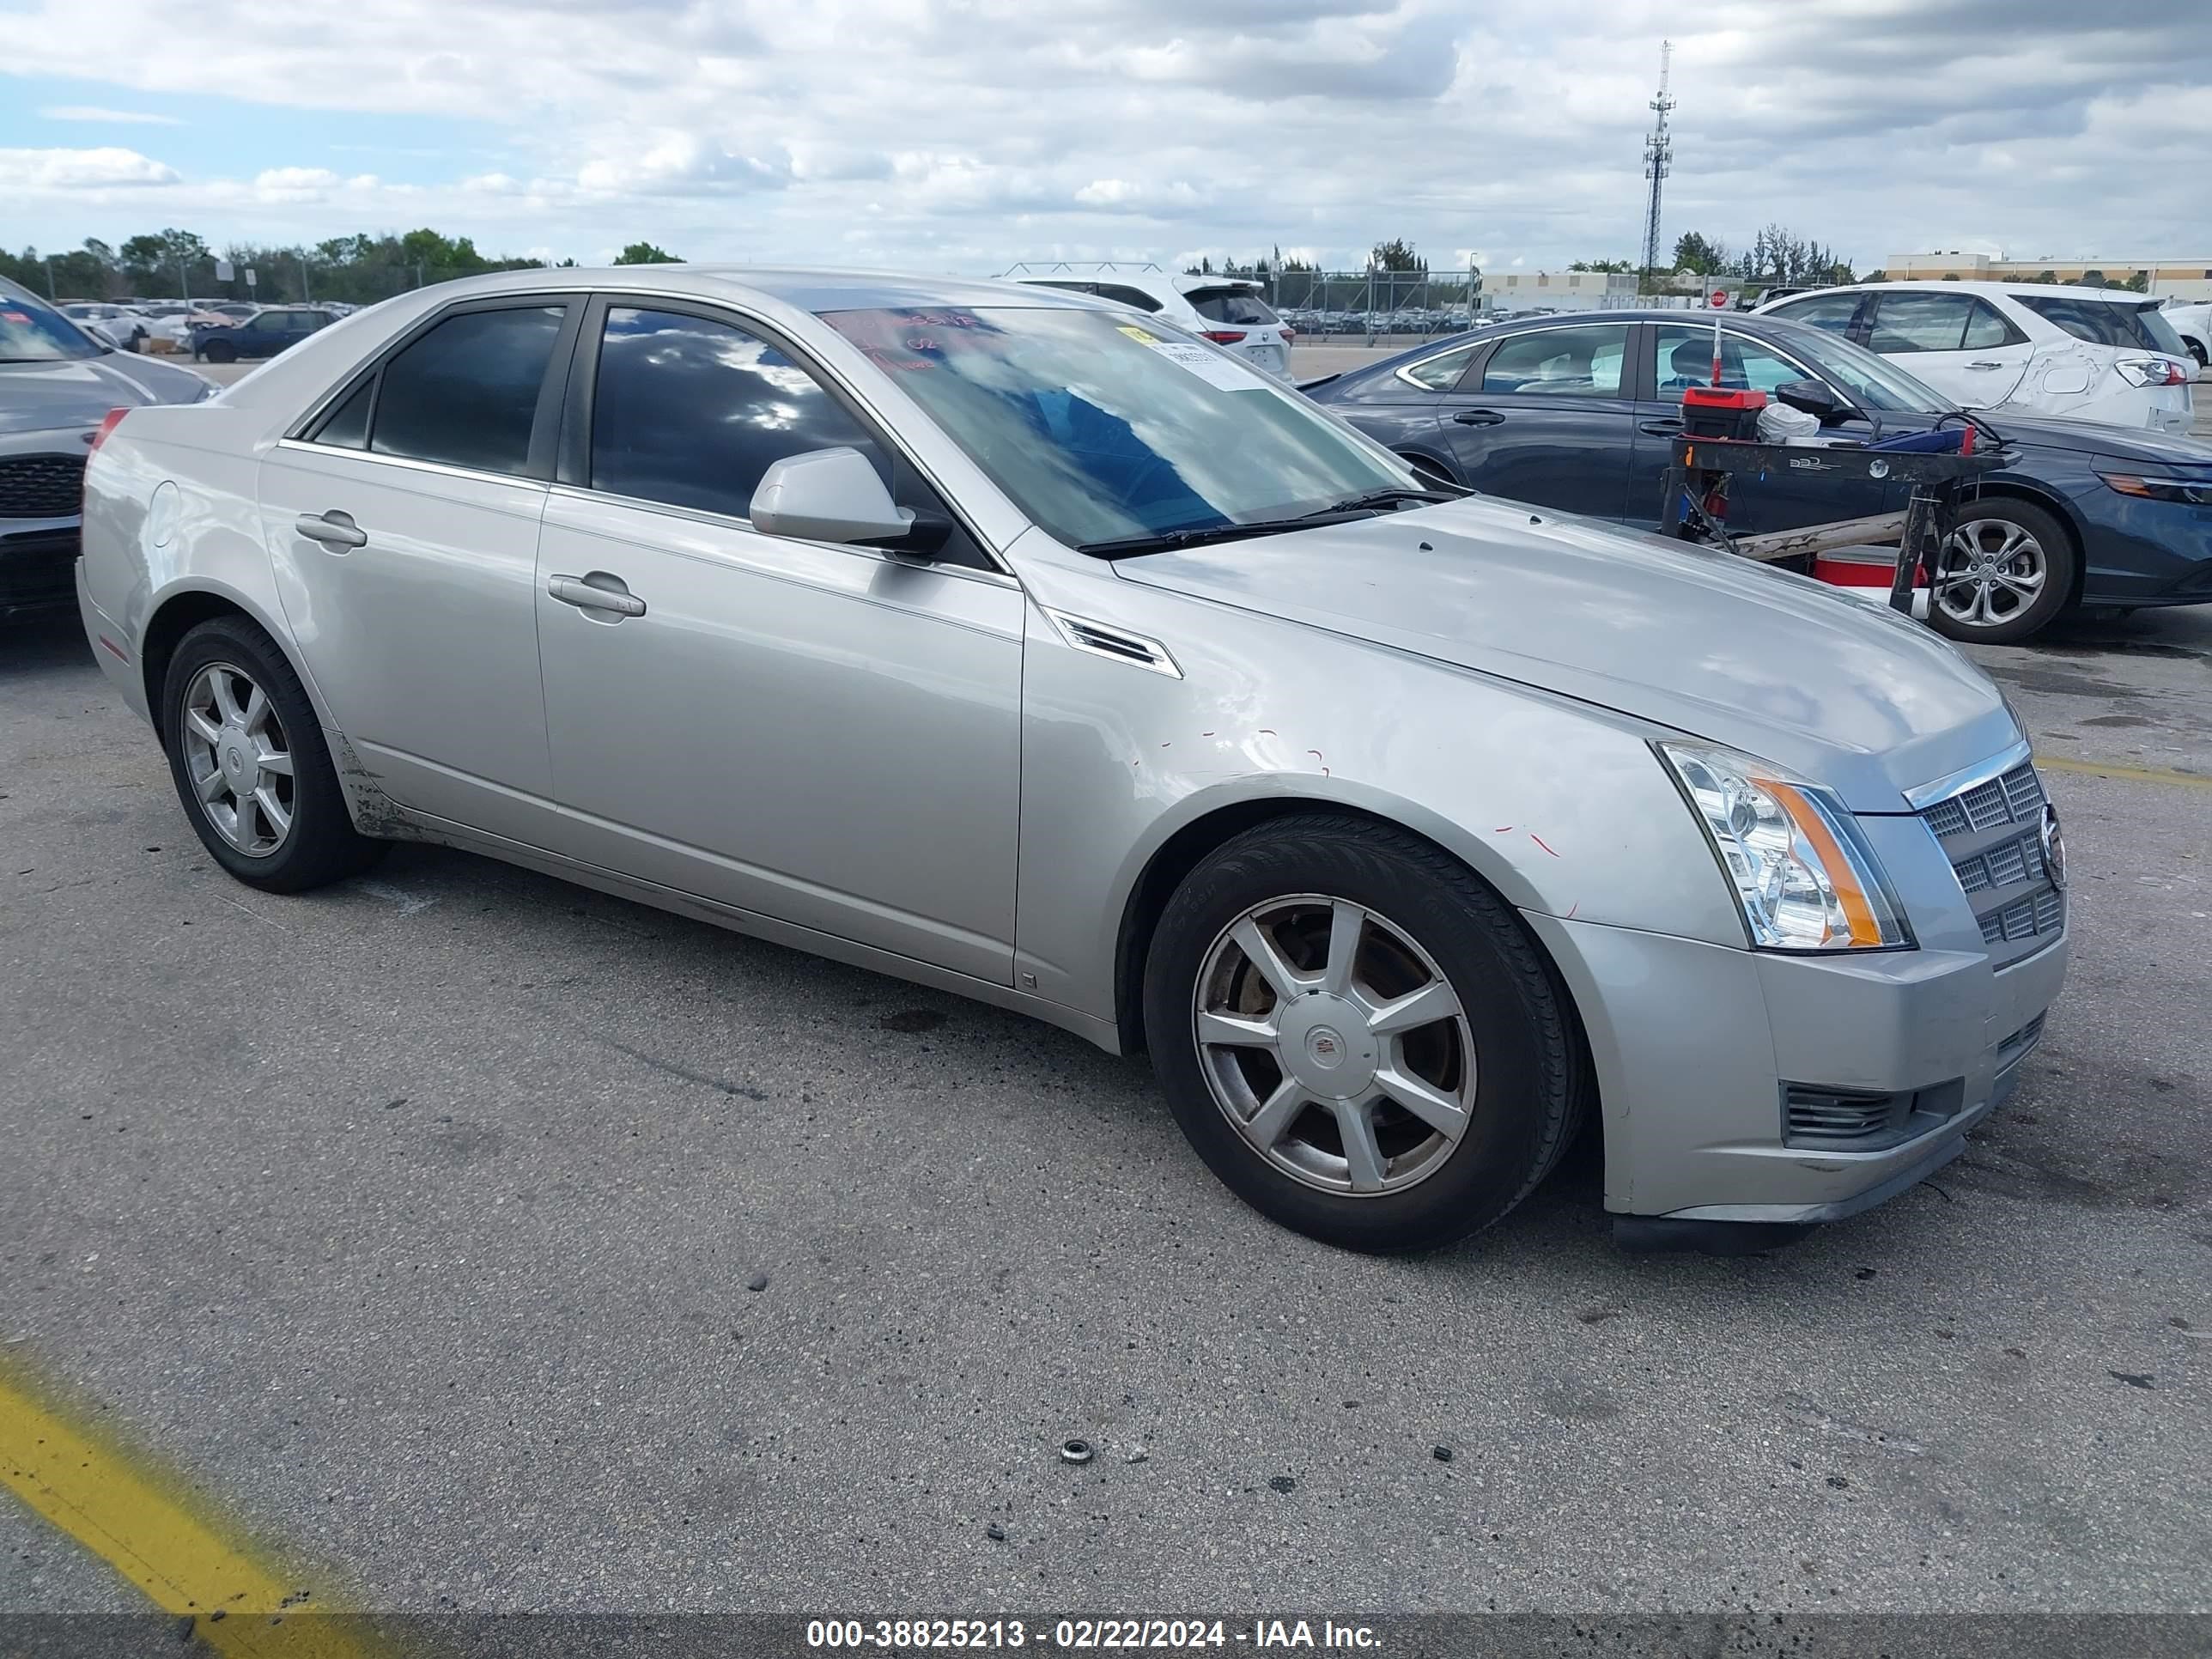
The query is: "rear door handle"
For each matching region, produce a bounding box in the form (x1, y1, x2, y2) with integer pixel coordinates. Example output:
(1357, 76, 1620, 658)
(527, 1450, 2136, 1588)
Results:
(295, 510, 366, 550)
(1452, 409, 1505, 426)
(547, 572, 647, 618)
(1966, 361, 2006, 370)
(1638, 418, 1684, 435)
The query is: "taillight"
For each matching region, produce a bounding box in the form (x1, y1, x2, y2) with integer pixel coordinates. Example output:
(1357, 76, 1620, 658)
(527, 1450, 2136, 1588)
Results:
(1199, 330, 1247, 345)
(88, 407, 130, 459)
(2116, 357, 2189, 388)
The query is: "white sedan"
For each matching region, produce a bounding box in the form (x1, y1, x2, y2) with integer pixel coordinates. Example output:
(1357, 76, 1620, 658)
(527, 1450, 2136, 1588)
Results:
(1757, 280, 2195, 434)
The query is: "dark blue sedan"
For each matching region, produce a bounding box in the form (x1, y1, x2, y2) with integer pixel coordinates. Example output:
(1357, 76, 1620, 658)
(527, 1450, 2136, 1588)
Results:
(1305, 308, 2212, 644)
(192, 306, 338, 365)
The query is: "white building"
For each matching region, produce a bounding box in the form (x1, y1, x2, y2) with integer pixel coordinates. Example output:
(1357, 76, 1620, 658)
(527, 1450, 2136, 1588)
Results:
(1886, 252, 2212, 302)
(1480, 270, 1642, 312)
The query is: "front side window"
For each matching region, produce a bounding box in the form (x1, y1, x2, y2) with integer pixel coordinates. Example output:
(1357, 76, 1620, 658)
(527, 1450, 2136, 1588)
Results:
(371, 304, 564, 475)
(1868, 293, 1977, 353)
(589, 307, 883, 519)
(1480, 325, 1629, 397)
(819, 306, 1406, 551)
(1654, 327, 1813, 398)
(1770, 292, 1861, 335)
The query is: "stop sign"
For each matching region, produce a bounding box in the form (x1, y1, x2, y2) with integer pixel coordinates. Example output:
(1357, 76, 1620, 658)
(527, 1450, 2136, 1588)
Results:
(1708, 287, 1729, 308)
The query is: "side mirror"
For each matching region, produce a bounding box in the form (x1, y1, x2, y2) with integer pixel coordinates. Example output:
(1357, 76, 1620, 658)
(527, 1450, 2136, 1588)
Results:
(750, 447, 913, 545)
(1775, 378, 1849, 423)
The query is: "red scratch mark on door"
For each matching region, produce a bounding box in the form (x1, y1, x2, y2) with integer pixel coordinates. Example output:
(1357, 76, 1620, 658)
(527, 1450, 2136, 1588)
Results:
(1528, 832, 1560, 858)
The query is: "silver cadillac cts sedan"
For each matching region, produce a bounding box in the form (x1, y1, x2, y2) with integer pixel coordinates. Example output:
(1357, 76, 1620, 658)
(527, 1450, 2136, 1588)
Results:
(76, 268, 2068, 1255)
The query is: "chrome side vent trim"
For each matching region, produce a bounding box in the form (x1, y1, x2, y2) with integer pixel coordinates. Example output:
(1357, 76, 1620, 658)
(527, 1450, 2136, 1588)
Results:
(1041, 607, 1182, 678)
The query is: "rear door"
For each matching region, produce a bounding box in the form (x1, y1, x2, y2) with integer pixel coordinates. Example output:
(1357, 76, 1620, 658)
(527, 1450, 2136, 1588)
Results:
(1183, 285, 1291, 379)
(1629, 323, 1887, 536)
(258, 295, 579, 845)
(1865, 292, 2032, 406)
(1429, 320, 1639, 517)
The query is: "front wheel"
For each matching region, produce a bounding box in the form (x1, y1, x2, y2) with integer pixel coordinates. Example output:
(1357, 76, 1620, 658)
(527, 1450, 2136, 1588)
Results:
(203, 339, 237, 364)
(1927, 499, 2076, 645)
(161, 616, 388, 892)
(1143, 814, 1581, 1254)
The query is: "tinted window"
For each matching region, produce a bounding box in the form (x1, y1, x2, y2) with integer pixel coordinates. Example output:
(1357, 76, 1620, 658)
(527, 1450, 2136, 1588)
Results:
(2017, 295, 2183, 353)
(1869, 293, 1975, 353)
(1771, 292, 1860, 334)
(1654, 327, 1811, 398)
(1403, 342, 1479, 391)
(315, 380, 373, 449)
(248, 313, 289, 334)
(1097, 284, 1164, 313)
(1187, 288, 1278, 325)
(1480, 325, 1628, 397)
(590, 307, 883, 519)
(0, 280, 100, 361)
(372, 305, 563, 475)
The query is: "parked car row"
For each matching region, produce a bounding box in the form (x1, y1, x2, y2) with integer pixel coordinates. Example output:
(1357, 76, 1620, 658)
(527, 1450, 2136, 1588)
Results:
(70, 265, 2068, 1257)
(49, 296, 357, 357)
(1304, 306, 2212, 644)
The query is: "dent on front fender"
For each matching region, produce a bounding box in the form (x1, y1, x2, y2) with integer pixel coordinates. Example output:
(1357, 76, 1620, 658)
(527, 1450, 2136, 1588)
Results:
(1006, 574, 1747, 1025)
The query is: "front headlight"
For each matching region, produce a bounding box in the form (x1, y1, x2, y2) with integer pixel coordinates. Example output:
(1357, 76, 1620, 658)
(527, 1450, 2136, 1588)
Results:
(1657, 742, 1911, 951)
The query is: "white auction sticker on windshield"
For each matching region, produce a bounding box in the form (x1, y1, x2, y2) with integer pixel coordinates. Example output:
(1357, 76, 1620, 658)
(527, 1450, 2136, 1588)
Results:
(1147, 338, 1269, 391)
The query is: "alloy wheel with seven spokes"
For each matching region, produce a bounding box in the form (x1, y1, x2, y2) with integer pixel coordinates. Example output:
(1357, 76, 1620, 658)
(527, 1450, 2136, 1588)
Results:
(1935, 517, 2045, 629)
(1194, 894, 1475, 1197)
(180, 661, 295, 857)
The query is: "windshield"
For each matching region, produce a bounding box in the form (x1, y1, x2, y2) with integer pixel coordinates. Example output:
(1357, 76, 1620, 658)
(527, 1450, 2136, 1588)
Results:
(819, 305, 1407, 550)
(0, 282, 102, 362)
(1788, 327, 1949, 413)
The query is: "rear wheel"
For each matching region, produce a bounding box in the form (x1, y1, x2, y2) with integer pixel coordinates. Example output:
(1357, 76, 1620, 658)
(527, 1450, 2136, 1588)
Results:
(2186, 338, 2208, 369)
(1144, 814, 1580, 1254)
(1928, 499, 2075, 645)
(161, 616, 387, 892)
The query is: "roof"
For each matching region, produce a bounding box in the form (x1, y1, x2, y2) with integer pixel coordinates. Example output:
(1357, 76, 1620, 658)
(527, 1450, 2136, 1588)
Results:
(376, 264, 1100, 314)
(1845, 279, 2154, 302)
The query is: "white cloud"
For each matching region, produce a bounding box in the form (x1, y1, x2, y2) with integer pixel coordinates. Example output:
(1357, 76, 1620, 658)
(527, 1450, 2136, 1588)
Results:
(41, 105, 185, 126)
(252, 166, 344, 201)
(0, 146, 180, 190)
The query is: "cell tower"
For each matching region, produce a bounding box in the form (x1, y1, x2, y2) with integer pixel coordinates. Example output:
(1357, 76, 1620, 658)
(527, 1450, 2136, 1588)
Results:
(1639, 40, 1674, 287)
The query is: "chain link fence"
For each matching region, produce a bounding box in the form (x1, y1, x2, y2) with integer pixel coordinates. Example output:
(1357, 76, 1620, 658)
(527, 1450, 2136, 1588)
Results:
(1255, 270, 1479, 343)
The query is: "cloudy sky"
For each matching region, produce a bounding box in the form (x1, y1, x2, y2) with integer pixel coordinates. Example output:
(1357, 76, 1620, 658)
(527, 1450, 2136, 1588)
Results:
(2, 0, 2208, 274)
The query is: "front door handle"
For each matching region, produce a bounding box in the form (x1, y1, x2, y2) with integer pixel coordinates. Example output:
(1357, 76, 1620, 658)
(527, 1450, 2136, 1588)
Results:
(295, 510, 366, 550)
(1452, 409, 1505, 426)
(547, 572, 647, 618)
(1638, 418, 1684, 435)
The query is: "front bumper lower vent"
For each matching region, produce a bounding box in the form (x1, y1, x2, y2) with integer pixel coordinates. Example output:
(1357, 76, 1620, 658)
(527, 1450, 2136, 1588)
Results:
(1784, 1079, 1966, 1151)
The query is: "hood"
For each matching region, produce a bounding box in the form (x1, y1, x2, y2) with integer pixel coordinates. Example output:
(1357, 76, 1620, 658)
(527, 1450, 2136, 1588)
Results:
(0, 353, 207, 439)
(1114, 497, 2020, 811)
(1984, 411, 2212, 465)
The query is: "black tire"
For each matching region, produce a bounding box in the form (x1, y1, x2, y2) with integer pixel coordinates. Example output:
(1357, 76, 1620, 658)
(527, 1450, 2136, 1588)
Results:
(160, 615, 387, 893)
(204, 339, 237, 364)
(2187, 338, 2207, 369)
(1926, 497, 2077, 646)
(1143, 813, 1582, 1254)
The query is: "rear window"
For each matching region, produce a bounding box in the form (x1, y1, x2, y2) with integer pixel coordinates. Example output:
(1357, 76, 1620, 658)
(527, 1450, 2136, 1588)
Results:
(1023, 280, 1164, 313)
(0, 284, 101, 362)
(1185, 287, 1279, 326)
(2019, 295, 2187, 355)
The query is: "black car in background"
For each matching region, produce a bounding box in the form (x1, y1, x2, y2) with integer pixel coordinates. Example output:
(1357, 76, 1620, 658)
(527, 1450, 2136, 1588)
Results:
(192, 306, 339, 364)
(1305, 309, 2212, 644)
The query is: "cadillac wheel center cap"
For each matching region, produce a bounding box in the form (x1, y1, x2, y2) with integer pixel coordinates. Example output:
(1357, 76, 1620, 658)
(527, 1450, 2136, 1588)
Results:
(1308, 1028, 1344, 1066)
(2040, 803, 2067, 891)
(1276, 995, 1379, 1099)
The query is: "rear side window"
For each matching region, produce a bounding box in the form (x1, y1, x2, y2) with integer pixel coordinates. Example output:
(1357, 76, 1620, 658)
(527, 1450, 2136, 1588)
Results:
(1868, 292, 1976, 353)
(2018, 295, 2184, 353)
(1186, 287, 1278, 326)
(1961, 301, 2021, 349)
(1401, 342, 1479, 391)
(1024, 280, 1164, 313)
(1480, 325, 1629, 397)
(372, 305, 564, 476)
(1769, 292, 1861, 335)
(589, 306, 884, 519)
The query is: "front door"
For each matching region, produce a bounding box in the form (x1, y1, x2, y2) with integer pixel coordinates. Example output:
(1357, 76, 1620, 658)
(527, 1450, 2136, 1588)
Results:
(258, 297, 577, 843)
(532, 301, 1024, 984)
(1428, 320, 1639, 518)
(1629, 322, 1888, 537)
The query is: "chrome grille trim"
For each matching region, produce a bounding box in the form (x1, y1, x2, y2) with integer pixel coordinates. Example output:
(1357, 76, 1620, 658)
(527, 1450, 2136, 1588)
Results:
(1917, 755, 2064, 962)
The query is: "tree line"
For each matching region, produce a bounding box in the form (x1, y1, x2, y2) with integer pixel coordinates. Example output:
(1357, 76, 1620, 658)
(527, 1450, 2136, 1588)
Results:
(0, 228, 684, 306)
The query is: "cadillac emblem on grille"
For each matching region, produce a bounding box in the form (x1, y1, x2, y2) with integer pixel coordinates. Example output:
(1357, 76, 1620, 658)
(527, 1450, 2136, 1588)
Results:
(2039, 804, 2067, 891)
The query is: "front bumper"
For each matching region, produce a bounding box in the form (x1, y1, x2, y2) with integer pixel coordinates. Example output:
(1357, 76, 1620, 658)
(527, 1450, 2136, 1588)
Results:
(1524, 910, 2068, 1225)
(1, 523, 81, 619)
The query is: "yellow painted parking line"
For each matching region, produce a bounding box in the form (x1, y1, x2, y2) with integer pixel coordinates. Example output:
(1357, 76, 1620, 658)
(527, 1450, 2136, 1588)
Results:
(0, 1363, 374, 1657)
(2037, 754, 2212, 791)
